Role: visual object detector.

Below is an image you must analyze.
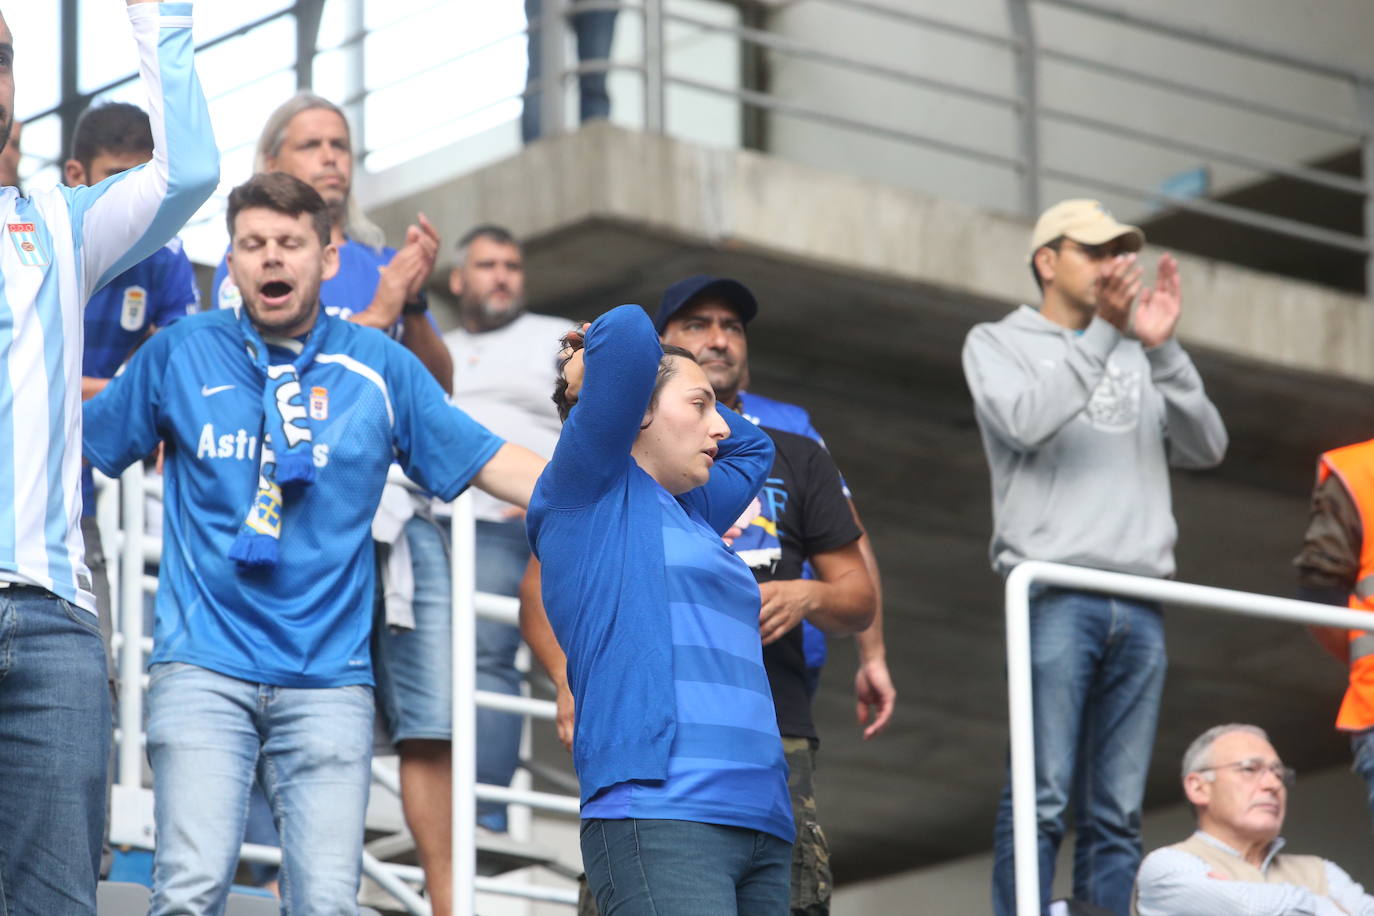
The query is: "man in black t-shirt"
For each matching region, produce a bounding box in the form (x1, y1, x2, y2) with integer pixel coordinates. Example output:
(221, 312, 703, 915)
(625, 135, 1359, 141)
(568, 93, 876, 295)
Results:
(726, 427, 876, 915)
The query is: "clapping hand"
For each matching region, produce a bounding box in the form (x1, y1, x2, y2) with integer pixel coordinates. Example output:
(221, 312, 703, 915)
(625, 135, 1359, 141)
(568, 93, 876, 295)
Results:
(1132, 253, 1182, 348)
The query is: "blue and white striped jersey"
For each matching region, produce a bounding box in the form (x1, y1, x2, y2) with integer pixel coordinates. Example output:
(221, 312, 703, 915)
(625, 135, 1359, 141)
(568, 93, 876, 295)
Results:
(0, 2, 218, 612)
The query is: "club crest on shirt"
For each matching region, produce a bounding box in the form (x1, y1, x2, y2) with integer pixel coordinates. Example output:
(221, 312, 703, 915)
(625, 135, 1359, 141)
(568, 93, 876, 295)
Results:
(309, 386, 329, 421)
(8, 223, 48, 267)
(120, 285, 148, 331)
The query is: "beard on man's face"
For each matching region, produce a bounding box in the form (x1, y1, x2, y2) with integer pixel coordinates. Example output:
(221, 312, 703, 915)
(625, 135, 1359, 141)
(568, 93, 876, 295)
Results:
(0, 113, 15, 157)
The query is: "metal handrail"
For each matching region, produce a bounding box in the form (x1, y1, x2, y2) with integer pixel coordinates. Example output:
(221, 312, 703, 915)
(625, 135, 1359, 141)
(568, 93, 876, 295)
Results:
(1038, 45, 1371, 139)
(1042, 165, 1373, 253)
(101, 463, 582, 913)
(671, 74, 1025, 172)
(1004, 561, 1374, 916)
(1038, 0, 1374, 84)
(666, 9, 1022, 112)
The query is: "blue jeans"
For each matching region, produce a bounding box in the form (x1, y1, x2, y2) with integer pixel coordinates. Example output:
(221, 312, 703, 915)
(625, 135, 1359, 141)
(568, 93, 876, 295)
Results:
(581, 819, 791, 916)
(146, 662, 373, 916)
(0, 587, 111, 915)
(523, 0, 618, 142)
(1350, 729, 1374, 833)
(992, 587, 1167, 916)
(375, 516, 529, 832)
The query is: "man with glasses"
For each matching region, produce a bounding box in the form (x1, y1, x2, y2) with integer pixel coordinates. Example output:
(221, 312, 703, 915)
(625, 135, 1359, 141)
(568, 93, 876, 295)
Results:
(1133, 723, 1374, 914)
(964, 199, 1228, 915)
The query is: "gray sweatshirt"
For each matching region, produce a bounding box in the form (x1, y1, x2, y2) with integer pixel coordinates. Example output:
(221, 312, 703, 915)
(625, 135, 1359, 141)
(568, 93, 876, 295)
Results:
(962, 306, 1228, 579)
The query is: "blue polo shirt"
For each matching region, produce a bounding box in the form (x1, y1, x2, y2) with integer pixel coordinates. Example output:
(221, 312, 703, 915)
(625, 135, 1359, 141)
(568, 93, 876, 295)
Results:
(84, 308, 502, 687)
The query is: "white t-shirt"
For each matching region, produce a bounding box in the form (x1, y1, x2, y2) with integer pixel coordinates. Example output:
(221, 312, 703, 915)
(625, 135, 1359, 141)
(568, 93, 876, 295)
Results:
(443, 311, 571, 522)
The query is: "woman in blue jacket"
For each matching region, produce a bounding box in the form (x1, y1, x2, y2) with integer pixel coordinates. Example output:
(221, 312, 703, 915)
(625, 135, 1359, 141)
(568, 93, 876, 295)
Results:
(527, 304, 793, 915)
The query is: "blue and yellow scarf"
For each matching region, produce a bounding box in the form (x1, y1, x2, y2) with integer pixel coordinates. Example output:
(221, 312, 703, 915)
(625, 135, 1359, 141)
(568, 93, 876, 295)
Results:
(228, 307, 329, 570)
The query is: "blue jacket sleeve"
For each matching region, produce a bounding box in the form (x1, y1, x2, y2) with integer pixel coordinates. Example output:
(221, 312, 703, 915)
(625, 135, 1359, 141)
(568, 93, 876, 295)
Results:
(68, 3, 219, 301)
(680, 405, 775, 535)
(150, 241, 199, 328)
(539, 304, 662, 508)
(388, 338, 503, 501)
(83, 327, 172, 477)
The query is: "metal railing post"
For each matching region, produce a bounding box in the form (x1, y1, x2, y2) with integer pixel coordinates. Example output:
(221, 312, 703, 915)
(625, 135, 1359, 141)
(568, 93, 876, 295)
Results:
(540, 0, 569, 137)
(1006, 0, 1041, 218)
(118, 462, 147, 791)
(1356, 79, 1374, 299)
(450, 491, 478, 916)
(1003, 563, 1040, 916)
(643, 0, 666, 133)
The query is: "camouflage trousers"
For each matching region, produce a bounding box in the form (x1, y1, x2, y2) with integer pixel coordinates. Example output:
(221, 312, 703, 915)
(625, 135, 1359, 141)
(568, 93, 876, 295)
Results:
(783, 736, 832, 916)
(575, 737, 831, 916)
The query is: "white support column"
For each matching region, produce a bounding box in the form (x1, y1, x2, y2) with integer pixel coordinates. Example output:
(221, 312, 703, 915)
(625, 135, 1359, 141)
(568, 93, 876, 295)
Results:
(450, 491, 478, 915)
(117, 461, 147, 791)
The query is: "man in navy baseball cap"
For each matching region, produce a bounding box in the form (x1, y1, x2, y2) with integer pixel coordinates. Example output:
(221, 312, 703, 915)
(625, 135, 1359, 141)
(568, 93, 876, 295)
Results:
(653, 274, 758, 334)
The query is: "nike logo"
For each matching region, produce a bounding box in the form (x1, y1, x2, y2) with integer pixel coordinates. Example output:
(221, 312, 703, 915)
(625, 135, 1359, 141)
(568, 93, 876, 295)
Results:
(201, 384, 235, 397)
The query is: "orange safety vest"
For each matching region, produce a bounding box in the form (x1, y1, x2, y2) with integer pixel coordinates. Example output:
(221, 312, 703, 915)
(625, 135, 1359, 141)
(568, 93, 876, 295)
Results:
(1318, 440, 1374, 731)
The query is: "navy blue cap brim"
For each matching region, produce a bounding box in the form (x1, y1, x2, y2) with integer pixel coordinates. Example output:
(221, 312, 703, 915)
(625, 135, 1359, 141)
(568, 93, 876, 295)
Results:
(654, 276, 759, 332)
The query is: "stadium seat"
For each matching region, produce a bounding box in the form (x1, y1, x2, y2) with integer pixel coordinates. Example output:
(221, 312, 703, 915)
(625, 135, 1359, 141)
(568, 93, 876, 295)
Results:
(97, 881, 151, 915)
(224, 891, 278, 915)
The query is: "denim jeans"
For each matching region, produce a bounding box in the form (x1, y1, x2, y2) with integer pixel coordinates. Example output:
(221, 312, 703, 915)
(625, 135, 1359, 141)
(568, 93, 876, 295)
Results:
(523, 0, 618, 142)
(992, 587, 1167, 916)
(375, 516, 529, 832)
(0, 587, 111, 916)
(581, 819, 791, 916)
(1350, 729, 1374, 833)
(146, 662, 373, 916)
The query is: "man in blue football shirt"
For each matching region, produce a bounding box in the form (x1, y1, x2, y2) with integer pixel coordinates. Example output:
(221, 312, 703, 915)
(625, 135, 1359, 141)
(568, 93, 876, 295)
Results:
(213, 91, 452, 389)
(214, 90, 456, 893)
(0, 3, 218, 913)
(84, 173, 545, 915)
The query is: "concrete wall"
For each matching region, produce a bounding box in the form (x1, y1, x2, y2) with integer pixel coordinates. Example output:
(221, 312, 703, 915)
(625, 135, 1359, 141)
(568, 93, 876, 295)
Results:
(368, 124, 1374, 385)
(760, 0, 1374, 223)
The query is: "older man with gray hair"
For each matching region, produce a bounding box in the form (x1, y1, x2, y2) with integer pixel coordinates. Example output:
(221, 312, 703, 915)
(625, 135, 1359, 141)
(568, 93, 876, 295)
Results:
(1132, 723, 1374, 915)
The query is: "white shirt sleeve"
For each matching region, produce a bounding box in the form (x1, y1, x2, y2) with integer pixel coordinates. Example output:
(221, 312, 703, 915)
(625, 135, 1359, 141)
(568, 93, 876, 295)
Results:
(1324, 860, 1374, 916)
(1135, 848, 1332, 916)
(67, 2, 218, 303)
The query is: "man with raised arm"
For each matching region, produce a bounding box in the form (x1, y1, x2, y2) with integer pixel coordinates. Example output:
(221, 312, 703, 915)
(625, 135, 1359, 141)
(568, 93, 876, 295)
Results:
(965, 200, 1227, 916)
(0, 3, 218, 912)
(84, 173, 545, 915)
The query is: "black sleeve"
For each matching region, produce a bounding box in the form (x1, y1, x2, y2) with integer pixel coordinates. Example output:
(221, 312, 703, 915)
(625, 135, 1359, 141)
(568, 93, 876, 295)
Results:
(796, 435, 862, 558)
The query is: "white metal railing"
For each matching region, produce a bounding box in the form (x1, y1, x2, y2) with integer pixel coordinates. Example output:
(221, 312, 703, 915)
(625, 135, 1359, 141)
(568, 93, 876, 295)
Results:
(97, 461, 581, 913)
(1004, 561, 1374, 916)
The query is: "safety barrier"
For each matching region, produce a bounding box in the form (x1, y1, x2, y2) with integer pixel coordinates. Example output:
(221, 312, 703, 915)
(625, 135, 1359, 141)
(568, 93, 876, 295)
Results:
(1003, 561, 1374, 916)
(98, 462, 581, 914)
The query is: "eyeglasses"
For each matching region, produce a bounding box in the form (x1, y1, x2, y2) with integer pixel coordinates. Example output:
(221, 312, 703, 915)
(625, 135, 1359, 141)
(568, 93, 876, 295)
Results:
(1196, 759, 1296, 788)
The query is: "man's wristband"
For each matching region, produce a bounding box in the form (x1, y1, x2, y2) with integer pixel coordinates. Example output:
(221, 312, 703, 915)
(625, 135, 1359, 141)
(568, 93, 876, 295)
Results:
(402, 290, 429, 316)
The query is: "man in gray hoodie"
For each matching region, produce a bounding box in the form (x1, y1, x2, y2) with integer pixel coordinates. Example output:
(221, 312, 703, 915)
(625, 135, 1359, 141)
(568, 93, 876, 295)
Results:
(964, 199, 1228, 916)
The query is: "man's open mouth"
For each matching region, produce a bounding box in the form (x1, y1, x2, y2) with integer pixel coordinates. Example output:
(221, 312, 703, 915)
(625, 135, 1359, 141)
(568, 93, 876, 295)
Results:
(260, 280, 294, 306)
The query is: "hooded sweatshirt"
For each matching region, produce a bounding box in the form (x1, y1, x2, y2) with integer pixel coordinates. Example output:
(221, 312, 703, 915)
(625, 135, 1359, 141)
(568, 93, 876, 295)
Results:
(962, 306, 1227, 579)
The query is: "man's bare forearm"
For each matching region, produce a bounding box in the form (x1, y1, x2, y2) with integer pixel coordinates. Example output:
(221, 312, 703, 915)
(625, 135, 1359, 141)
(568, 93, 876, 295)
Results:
(402, 315, 454, 393)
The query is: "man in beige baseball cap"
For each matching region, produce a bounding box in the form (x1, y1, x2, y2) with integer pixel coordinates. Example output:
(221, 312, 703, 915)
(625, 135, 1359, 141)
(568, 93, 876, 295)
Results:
(963, 198, 1228, 916)
(1029, 198, 1145, 257)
